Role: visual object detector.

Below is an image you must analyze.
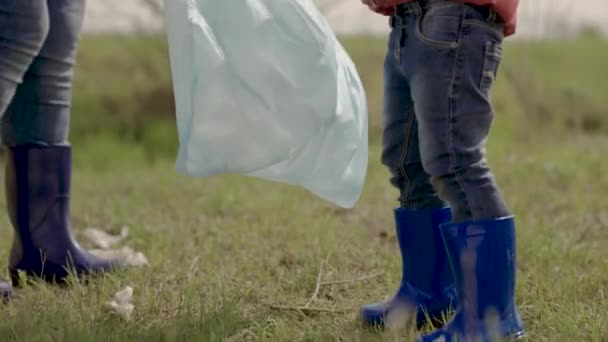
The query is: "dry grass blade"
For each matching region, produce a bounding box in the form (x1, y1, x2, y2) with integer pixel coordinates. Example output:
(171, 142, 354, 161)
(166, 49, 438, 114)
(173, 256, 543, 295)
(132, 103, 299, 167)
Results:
(266, 303, 350, 314)
(320, 272, 385, 286)
(304, 257, 328, 308)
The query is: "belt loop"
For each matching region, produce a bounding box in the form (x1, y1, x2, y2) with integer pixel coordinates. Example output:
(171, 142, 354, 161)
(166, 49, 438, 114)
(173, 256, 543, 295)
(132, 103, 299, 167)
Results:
(487, 9, 497, 24)
(414, 1, 422, 15)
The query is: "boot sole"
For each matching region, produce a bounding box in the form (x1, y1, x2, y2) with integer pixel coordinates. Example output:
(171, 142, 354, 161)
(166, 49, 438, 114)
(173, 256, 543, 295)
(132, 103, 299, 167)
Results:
(362, 309, 450, 330)
(1, 289, 10, 304)
(510, 330, 526, 340)
(9, 265, 114, 288)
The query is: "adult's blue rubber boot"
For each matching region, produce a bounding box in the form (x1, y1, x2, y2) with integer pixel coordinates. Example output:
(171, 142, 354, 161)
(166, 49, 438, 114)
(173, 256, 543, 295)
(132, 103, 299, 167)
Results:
(6, 145, 123, 286)
(418, 217, 525, 342)
(361, 207, 457, 328)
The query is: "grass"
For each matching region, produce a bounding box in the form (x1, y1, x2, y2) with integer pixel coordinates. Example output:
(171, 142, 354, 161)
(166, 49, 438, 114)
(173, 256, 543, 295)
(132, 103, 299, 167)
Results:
(0, 35, 607, 341)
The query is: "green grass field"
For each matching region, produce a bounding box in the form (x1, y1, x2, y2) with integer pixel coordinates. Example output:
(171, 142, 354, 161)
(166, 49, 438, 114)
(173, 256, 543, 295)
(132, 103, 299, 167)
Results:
(0, 35, 606, 341)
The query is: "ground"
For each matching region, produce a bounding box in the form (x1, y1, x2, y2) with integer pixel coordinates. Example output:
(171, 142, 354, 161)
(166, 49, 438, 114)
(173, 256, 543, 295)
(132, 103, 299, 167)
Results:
(0, 36, 606, 341)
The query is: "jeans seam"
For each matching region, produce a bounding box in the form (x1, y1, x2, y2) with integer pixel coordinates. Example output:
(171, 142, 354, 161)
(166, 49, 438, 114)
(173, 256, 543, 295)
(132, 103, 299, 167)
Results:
(447, 6, 473, 219)
(398, 107, 415, 205)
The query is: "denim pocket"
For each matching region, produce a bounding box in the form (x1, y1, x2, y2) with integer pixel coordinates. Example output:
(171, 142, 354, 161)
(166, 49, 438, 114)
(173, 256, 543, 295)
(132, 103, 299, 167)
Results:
(464, 19, 504, 40)
(415, 4, 464, 49)
(480, 40, 502, 92)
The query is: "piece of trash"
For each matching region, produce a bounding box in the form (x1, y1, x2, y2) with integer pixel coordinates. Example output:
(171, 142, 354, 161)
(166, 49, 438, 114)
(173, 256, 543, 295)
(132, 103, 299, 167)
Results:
(114, 286, 133, 305)
(125, 250, 149, 267)
(90, 246, 149, 267)
(84, 226, 129, 249)
(106, 286, 134, 321)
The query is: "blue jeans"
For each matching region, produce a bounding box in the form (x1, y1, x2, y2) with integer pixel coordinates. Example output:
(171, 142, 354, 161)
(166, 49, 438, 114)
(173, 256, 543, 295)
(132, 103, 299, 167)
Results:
(382, 0, 510, 222)
(0, 0, 85, 146)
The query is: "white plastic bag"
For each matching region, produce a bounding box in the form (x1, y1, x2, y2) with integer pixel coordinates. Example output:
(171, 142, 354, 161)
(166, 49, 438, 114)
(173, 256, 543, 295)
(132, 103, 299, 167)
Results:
(164, 0, 368, 208)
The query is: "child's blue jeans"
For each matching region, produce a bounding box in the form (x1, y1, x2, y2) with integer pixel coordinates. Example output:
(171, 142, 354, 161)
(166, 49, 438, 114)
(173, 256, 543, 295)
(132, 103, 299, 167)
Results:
(381, 0, 510, 222)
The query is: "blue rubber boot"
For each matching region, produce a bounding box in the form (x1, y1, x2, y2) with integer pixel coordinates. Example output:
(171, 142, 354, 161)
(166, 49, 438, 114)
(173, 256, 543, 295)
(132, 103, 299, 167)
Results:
(418, 217, 525, 342)
(6, 145, 123, 286)
(361, 207, 456, 328)
(0, 280, 10, 303)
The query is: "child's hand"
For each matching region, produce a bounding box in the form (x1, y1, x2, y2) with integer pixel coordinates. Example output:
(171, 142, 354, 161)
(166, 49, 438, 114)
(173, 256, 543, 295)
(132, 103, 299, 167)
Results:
(361, 0, 406, 16)
(370, 0, 410, 6)
(373, 7, 396, 15)
(360, 0, 395, 15)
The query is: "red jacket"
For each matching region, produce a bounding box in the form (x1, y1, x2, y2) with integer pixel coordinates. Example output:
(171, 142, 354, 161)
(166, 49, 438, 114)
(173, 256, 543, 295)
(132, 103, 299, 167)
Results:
(369, 0, 519, 36)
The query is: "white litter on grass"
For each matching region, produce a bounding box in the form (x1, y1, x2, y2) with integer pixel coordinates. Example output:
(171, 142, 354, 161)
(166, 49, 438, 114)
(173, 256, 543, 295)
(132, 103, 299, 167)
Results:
(84, 226, 129, 249)
(84, 226, 149, 267)
(106, 286, 135, 321)
(90, 247, 149, 267)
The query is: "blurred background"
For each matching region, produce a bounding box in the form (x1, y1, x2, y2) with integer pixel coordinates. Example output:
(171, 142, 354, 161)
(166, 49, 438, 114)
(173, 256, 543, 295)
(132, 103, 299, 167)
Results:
(71, 0, 608, 168)
(84, 0, 608, 37)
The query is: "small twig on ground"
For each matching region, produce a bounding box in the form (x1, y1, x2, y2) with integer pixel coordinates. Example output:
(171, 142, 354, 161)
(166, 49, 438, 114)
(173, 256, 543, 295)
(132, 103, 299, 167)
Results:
(266, 303, 349, 314)
(319, 272, 385, 286)
(266, 255, 383, 315)
(304, 257, 328, 308)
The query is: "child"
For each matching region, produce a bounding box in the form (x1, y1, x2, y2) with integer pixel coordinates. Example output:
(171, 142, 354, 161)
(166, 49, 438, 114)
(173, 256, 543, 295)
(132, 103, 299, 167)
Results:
(359, 0, 525, 340)
(0, 0, 122, 301)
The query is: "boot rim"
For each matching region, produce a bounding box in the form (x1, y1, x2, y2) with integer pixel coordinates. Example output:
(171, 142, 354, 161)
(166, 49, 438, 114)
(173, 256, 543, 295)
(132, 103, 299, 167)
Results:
(439, 215, 515, 230)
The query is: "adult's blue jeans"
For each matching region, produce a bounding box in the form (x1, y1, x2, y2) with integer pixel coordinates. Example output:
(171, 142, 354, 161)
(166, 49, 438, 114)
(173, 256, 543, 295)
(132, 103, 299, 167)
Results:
(0, 0, 85, 146)
(381, 0, 510, 222)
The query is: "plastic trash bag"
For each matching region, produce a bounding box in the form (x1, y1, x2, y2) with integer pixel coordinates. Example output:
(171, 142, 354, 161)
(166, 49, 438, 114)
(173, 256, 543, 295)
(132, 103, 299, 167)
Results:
(164, 0, 368, 208)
